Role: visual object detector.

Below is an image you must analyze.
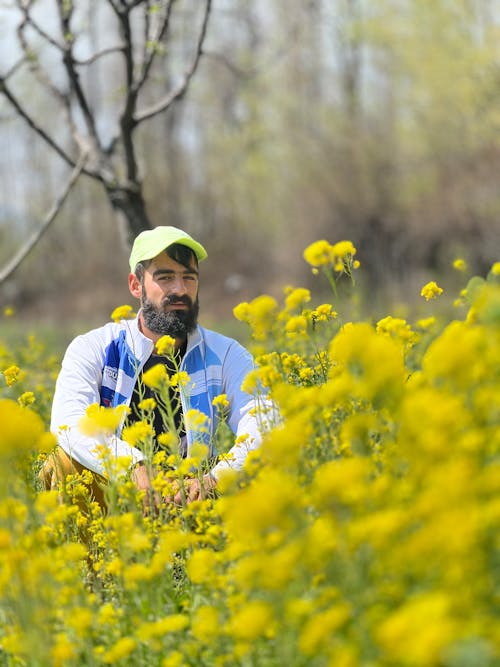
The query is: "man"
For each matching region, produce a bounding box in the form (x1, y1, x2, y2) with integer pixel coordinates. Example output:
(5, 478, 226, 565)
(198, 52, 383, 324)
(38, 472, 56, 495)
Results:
(45, 226, 272, 507)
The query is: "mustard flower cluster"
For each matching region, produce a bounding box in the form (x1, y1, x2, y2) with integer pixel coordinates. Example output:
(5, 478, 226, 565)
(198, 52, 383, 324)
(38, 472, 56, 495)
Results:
(421, 280, 444, 301)
(0, 248, 499, 667)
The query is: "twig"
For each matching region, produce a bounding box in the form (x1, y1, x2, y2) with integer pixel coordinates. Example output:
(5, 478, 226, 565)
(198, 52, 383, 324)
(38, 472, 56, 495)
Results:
(0, 152, 88, 285)
(0, 73, 80, 171)
(133, 0, 212, 124)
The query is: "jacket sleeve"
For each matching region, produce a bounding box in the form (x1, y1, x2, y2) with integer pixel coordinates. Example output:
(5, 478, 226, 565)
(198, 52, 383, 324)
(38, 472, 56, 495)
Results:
(211, 340, 277, 480)
(50, 333, 145, 478)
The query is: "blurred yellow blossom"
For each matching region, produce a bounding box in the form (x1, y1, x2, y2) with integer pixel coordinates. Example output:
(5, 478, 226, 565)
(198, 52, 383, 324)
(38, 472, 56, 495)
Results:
(142, 363, 168, 388)
(102, 637, 136, 664)
(416, 316, 436, 330)
(138, 397, 156, 411)
(452, 258, 468, 272)
(284, 287, 311, 311)
(303, 239, 334, 267)
(156, 335, 176, 356)
(185, 409, 209, 432)
(191, 605, 219, 642)
(3, 306, 14, 317)
(212, 393, 229, 410)
(312, 303, 337, 321)
(170, 370, 190, 388)
(17, 391, 35, 407)
(227, 600, 274, 641)
(0, 399, 46, 458)
(186, 548, 218, 584)
(285, 315, 308, 335)
(51, 633, 77, 666)
(421, 281, 443, 301)
(332, 240, 356, 261)
(78, 403, 128, 436)
(2, 365, 20, 387)
(110, 304, 135, 322)
(121, 420, 154, 446)
(157, 432, 179, 449)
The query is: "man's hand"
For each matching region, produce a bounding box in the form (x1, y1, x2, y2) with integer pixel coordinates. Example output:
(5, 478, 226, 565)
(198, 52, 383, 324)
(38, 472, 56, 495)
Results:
(130, 462, 161, 514)
(171, 474, 217, 505)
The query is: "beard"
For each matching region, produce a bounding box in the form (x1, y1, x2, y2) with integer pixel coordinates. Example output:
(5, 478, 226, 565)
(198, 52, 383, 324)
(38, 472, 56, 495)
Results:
(141, 289, 199, 338)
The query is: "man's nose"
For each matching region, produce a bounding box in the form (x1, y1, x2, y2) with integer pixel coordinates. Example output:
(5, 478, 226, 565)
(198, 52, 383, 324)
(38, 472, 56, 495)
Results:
(169, 275, 188, 294)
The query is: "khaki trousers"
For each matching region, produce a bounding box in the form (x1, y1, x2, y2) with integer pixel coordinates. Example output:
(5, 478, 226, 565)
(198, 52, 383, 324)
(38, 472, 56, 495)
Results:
(38, 446, 107, 511)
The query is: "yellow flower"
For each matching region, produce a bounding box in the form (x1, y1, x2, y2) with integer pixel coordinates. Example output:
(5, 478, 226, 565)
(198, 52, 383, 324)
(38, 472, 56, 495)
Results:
(138, 397, 156, 411)
(303, 240, 335, 267)
(17, 391, 36, 407)
(284, 287, 311, 311)
(299, 604, 351, 655)
(186, 548, 218, 585)
(416, 316, 436, 330)
(157, 432, 179, 450)
(78, 403, 128, 436)
(376, 593, 457, 665)
(312, 303, 337, 321)
(191, 605, 219, 642)
(66, 607, 93, 639)
(212, 393, 229, 410)
(142, 363, 168, 388)
(233, 301, 250, 322)
(227, 600, 274, 641)
(304, 239, 356, 271)
(138, 615, 189, 639)
(331, 240, 356, 259)
(97, 603, 119, 626)
(0, 399, 46, 458)
(421, 281, 443, 301)
(156, 335, 176, 356)
(185, 409, 209, 432)
(285, 315, 308, 335)
(2, 365, 20, 387)
(491, 261, 500, 276)
(110, 304, 135, 322)
(3, 306, 14, 317)
(102, 637, 136, 664)
(121, 420, 154, 446)
(170, 370, 190, 388)
(51, 633, 77, 667)
(376, 316, 418, 347)
(452, 258, 468, 272)
(162, 651, 184, 667)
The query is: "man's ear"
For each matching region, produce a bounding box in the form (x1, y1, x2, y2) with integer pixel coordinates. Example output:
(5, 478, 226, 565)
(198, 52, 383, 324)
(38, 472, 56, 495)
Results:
(128, 272, 142, 299)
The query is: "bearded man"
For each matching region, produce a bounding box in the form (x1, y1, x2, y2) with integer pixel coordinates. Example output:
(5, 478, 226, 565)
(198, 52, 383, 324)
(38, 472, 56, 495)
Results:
(45, 226, 272, 508)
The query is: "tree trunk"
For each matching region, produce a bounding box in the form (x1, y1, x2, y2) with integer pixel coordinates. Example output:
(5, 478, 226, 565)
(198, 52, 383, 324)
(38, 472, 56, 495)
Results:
(105, 183, 152, 248)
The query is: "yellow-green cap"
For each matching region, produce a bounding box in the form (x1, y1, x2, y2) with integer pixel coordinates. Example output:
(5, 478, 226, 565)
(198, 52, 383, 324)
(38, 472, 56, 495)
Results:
(129, 226, 207, 272)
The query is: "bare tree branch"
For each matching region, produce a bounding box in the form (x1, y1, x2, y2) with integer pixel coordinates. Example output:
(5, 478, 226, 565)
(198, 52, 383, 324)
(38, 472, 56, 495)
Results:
(134, 0, 175, 95)
(107, 0, 140, 182)
(16, 4, 78, 142)
(74, 45, 126, 67)
(56, 0, 102, 150)
(0, 75, 77, 170)
(0, 152, 88, 286)
(3, 56, 28, 82)
(134, 0, 212, 124)
(16, 0, 64, 53)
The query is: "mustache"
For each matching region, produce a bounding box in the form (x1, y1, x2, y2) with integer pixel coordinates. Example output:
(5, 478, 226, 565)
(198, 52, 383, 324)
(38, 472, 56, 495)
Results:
(162, 294, 193, 307)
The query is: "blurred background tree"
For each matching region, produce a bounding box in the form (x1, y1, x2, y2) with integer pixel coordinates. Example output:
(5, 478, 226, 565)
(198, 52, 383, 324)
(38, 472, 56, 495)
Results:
(1, 0, 499, 334)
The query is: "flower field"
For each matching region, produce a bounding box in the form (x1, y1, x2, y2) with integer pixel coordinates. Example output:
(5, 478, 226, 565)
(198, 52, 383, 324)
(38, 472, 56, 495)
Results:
(1, 241, 499, 667)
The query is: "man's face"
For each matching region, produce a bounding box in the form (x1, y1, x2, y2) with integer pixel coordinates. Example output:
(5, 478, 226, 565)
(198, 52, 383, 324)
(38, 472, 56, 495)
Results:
(139, 251, 199, 339)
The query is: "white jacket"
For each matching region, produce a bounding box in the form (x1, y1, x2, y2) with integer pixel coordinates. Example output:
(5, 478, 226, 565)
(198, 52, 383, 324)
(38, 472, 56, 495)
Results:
(51, 316, 271, 480)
